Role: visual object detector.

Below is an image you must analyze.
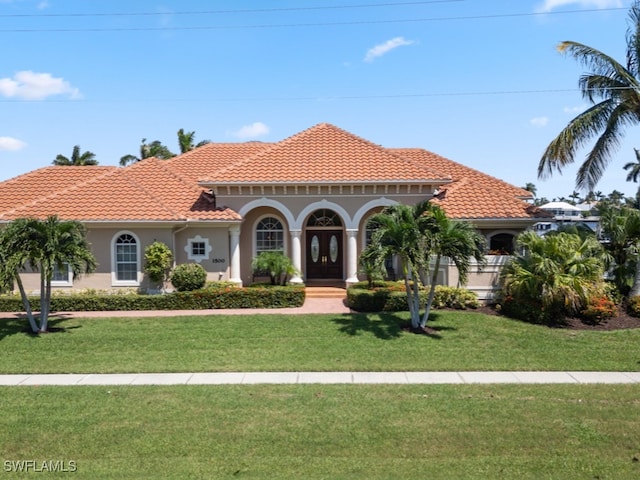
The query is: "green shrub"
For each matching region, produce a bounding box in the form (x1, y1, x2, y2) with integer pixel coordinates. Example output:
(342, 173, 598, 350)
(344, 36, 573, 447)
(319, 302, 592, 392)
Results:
(499, 295, 562, 325)
(170, 263, 207, 292)
(432, 286, 480, 309)
(0, 285, 305, 312)
(346, 283, 478, 312)
(627, 296, 640, 317)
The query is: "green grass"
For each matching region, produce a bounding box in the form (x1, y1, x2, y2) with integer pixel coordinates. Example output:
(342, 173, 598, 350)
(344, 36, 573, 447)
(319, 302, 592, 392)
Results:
(2, 384, 640, 479)
(1, 310, 639, 373)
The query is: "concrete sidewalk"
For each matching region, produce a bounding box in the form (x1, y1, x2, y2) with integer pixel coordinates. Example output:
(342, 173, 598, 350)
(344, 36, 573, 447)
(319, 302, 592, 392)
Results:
(1, 371, 639, 386)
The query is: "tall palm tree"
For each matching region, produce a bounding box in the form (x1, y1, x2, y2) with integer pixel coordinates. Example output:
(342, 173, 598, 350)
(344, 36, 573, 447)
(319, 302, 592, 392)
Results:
(538, 1, 640, 192)
(120, 138, 175, 166)
(177, 128, 211, 154)
(419, 205, 486, 326)
(522, 182, 537, 197)
(569, 190, 582, 205)
(365, 201, 433, 329)
(52, 145, 98, 166)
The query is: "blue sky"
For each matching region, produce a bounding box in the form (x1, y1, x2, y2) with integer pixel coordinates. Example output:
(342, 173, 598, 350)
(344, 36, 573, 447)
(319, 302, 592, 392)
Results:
(0, 0, 636, 201)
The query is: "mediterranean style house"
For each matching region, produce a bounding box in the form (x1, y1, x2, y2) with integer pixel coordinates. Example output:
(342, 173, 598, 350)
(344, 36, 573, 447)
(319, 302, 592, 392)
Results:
(0, 123, 549, 299)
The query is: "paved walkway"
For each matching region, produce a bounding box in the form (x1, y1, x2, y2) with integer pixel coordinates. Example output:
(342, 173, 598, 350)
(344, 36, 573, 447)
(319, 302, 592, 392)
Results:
(1, 371, 639, 386)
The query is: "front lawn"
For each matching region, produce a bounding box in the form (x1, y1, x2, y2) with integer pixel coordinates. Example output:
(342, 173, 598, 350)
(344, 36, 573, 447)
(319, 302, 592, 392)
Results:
(1, 384, 639, 479)
(1, 311, 638, 373)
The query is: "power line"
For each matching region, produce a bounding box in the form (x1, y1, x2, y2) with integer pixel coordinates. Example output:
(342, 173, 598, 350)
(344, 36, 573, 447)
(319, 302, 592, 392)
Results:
(0, 7, 628, 33)
(0, 87, 611, 104)
(0, 1, 465, 18)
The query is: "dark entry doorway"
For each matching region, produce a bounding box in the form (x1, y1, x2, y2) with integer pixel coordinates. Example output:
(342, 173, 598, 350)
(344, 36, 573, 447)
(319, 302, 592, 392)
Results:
(305, 230, 343, 279)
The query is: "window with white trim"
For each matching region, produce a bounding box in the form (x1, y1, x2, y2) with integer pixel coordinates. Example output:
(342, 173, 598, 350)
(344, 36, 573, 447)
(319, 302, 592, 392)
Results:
(185, 235, 212, 263)
(51, 262, 72, 286)
(256, 217, 284, 253)
(114, 233, 139, 283)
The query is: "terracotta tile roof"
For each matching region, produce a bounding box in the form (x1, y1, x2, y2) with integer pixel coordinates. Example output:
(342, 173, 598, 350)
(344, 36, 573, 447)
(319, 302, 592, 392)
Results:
(0, 161, 240, 222)
(0, 124, 541, 224)
(390, 148, 532, 199)
(390, 148, 545, 220)
(205, 123, 451, 185)
(0, 166, 116, 215)
(165, 141, 272, 183)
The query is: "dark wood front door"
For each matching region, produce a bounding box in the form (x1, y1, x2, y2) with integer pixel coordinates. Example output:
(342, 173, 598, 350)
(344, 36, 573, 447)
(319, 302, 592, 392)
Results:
(306, 230, 343, 279)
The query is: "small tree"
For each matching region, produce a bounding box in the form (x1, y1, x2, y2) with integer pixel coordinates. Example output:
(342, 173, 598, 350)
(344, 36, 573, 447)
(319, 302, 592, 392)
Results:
(144, 241, 173, 291)
(251, 252, 297, 286)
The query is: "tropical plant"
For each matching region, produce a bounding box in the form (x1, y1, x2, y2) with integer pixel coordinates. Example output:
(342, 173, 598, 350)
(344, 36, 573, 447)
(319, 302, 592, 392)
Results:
(538, 1, 640, 192)
(500, 231, 607, 323)
(598, 205, 640, 296)
(120, 138, 175, 166)
(52, 145, 98, 166)
(522, 182, 537, 197)
(144, 241, 173, 290)
(251, 251, 298, 286)
(0, 216, 96, 332)
(366, 201, 433, 329)
(358, 240, 388, 289)
(418, 205, 486, 325)
(170, 263, 207, 292)
(177, 128, 211, 154)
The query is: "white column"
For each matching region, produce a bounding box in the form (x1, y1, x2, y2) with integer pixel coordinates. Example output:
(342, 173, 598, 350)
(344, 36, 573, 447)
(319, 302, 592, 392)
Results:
(290, 230, 303, 284)
(346, 229, 359, 284)
(229, 225, 242, 285)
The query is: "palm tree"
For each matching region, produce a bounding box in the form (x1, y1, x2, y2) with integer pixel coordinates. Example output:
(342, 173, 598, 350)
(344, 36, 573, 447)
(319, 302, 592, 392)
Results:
(598, 205, 640, 296)
(177, 129, 211, 154)
(569, 191, 582, 205)
(35, 216, 97, 331)
(522, 182, 537, 197)
(0, 216, 96, 332)
(120, 138, 175, 166)
(419, 205, 486, 326)
(52, 145, 98, 166)
(365, 201, 433, 329)
(608, 190, 626, 205)
(624, 148, 640, 182)
(538, 1, 640, 192)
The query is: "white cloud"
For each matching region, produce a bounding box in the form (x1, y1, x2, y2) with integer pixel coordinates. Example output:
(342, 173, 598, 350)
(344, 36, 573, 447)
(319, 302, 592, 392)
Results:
(229, 122, 270, 139)
(0, 71, 81, 100)
(0, 136, 27, 151)
(364, 37, 415, 63)
(530, 117, 549, 127)
(535, 0, 623, 13)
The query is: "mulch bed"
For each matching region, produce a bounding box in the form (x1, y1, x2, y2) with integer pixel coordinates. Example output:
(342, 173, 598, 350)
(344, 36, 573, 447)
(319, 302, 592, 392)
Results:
(474, 304, 640, 331)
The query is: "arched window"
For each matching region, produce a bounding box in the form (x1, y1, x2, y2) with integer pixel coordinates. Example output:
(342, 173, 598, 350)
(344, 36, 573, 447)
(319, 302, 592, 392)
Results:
(113, 232, 140, 284)
(256, 217, 284, 253)
(306, 209, 342, 227)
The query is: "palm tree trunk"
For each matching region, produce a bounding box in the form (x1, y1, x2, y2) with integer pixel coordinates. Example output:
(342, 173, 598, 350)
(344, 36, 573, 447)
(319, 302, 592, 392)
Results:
(630, 255, 640, 297)
(400, 259, 420, 329)
(14, 270, 38, 333)
(421, 255, 442, 328)
(41, 277, 52, 332)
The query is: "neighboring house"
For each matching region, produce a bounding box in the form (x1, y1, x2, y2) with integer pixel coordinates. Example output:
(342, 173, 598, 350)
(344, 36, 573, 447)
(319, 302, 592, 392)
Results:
(0, 123, 550, 299)
(534, 201, 599, 236)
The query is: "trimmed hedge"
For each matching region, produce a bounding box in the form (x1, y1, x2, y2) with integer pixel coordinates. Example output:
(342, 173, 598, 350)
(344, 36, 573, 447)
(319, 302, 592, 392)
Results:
(347, 283, 479, 312)
(0, 285, 305, 312)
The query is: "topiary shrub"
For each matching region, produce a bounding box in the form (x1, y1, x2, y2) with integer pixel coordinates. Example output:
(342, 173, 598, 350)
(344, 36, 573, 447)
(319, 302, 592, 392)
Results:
(170, 263, 207, 292)
(144, 241, 173, 288)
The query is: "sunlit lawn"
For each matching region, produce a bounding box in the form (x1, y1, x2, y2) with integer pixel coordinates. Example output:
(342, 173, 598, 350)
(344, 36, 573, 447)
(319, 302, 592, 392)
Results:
(1, 384, 639, 479)
(1, 310, 638, 373)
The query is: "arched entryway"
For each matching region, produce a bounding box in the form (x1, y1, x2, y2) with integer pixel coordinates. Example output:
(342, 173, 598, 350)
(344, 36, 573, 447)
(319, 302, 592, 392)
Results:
(305, 209, 344, 280)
